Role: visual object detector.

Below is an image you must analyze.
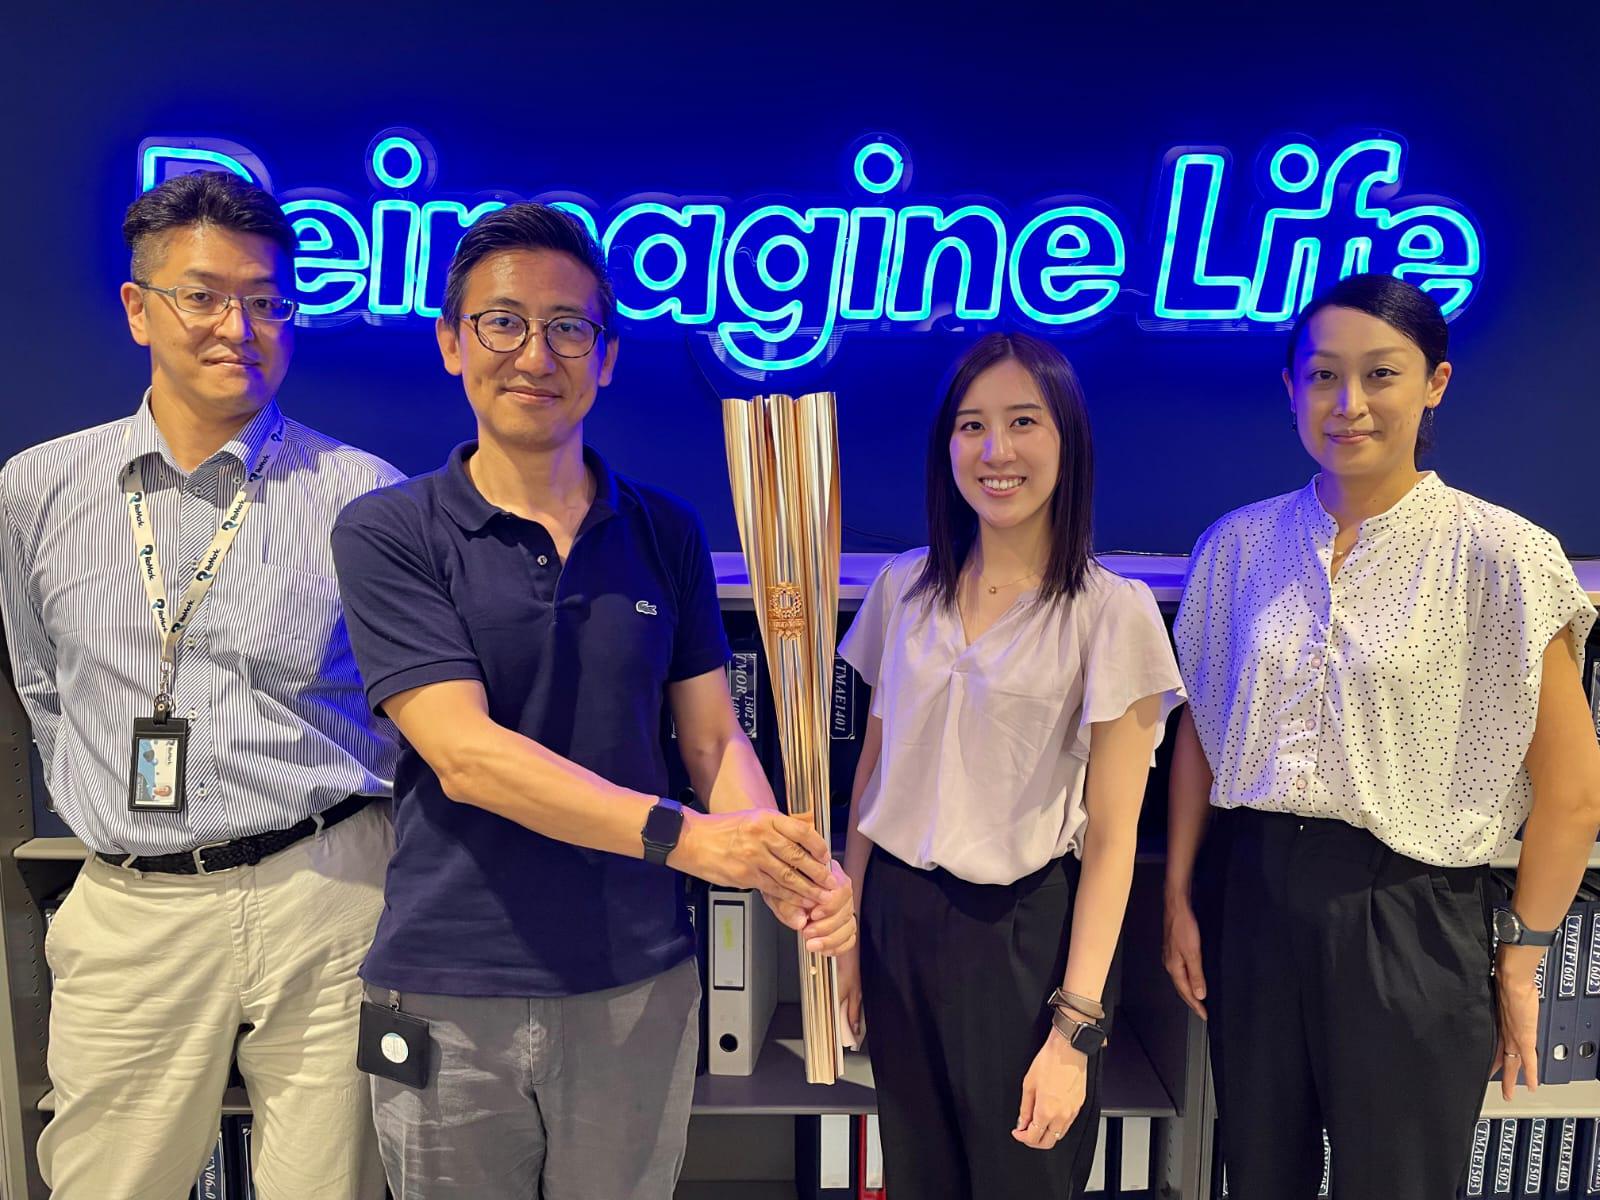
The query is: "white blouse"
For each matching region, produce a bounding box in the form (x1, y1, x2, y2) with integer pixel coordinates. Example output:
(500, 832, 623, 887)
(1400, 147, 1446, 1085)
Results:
(1175, 472, 1596, 868)
(839, 550, 1185, 885)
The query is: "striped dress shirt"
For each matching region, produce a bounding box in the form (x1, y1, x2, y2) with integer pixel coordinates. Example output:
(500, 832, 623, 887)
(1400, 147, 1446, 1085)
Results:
(0, 394, 403, 855)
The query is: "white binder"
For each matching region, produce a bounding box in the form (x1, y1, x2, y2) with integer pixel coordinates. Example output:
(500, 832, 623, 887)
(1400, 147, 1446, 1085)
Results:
(706, 886, 777, 1075)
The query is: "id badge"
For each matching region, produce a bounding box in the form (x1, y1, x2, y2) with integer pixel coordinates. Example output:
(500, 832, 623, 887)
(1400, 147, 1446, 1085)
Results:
(128, 717, 188, 813)
(357, 998, 432, 1088)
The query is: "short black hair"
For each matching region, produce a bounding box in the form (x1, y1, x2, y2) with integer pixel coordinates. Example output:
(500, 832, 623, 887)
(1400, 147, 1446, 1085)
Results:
(906, 332, 1096, 611)
(1285, 273, 1449, 372)
(442, 202, 615, 328)
(122, 171, 297, 282)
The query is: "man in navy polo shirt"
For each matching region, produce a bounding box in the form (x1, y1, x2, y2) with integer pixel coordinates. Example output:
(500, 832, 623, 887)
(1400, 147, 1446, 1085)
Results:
(330, 203, 856, 1200)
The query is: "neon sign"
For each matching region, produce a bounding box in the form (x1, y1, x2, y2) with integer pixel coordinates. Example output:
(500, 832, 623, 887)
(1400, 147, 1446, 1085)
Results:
(138, 129, 1483, 377)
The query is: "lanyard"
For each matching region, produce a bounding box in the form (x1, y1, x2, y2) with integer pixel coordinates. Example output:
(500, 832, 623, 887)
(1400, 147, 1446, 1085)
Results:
(121, 418, 286, 716)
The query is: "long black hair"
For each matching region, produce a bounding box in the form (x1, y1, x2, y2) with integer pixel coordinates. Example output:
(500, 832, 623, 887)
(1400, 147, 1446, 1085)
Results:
(907, 332, 1095, 610)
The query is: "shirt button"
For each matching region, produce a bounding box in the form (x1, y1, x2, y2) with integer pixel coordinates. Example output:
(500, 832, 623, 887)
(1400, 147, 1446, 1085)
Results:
(1309, 652, 1323, 670)
(184, 637, 197, 648)
(537, 555, 549, 566)
(187, 709, 198, 719)
(1305, 717, 1317, 732)
(1295, 776, 1309, 793)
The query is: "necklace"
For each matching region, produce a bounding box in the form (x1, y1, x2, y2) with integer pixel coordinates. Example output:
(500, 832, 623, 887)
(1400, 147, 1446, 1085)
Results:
(978, 570, 1040, 595)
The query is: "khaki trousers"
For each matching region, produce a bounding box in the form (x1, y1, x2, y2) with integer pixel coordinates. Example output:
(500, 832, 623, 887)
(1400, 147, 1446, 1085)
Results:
(40, 803, 393, 1200)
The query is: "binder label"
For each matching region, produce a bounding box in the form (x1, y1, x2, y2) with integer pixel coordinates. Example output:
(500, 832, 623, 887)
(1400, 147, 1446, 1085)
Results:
(1587, 911, 1600, 997)
(1527, 1118, 1546, 1195)
(1496, 1119, 1517, 1195)
(727, 653, 759, 741)
(711, 899, 746, 990)
(831, 657, 856, 740)
(1556, 1118, 1576, 1194)
(1466, 1119, 1491, 1196)
(1561, 913, 1583, 1000)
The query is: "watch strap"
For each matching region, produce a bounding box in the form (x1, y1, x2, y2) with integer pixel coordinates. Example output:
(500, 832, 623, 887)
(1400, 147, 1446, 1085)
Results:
(641, 797, 684, 866)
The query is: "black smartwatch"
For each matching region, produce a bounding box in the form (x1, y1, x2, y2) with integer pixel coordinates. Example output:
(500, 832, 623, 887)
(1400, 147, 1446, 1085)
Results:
(641, 797, 685, 866)
(1492, 905, 1557, 947)
(1049, 1007, 1108, 1056)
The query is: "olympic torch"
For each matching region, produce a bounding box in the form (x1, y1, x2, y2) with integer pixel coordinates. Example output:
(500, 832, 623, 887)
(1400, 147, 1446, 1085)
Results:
(722, 391, 845, 1085)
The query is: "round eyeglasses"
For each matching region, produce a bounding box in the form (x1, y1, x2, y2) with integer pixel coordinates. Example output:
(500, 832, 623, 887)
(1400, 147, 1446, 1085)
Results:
(464, 310, 604, 358)
(135, 281, 297, 323)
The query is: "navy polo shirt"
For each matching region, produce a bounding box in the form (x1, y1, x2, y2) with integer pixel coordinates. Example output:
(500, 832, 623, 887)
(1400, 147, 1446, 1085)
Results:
(331, 442, 730, 997)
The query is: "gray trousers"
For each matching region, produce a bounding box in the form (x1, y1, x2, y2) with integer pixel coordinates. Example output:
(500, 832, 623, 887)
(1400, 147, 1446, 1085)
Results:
(369, 958, 701, 1200)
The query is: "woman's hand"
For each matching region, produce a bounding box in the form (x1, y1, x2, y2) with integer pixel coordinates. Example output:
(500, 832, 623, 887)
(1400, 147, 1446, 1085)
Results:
(835, 944, 865, 1045)
(1492, 955, 1543, 1101)
(1162, 893, 1209, 1020)
(762, 861, 857, 956)
(1013, 1028, 1088, 1150)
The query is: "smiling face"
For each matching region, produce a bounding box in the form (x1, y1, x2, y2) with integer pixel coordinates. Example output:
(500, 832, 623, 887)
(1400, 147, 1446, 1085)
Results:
(1284, 305, 1451, 484)
(949, 357, 1062, 536)
(120, 224, 294, 421)
(436, 247, 618, 455)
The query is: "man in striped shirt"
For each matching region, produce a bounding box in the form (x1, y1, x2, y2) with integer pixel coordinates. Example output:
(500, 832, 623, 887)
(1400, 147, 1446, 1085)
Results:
(0, 171, 399, 1198)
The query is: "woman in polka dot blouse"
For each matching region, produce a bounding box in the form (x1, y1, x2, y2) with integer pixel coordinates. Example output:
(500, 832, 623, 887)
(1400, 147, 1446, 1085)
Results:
(1162, 273, 1600, 1200)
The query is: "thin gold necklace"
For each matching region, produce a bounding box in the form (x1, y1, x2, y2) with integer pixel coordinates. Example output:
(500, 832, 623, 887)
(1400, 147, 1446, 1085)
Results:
(977, 569, 1040, 595)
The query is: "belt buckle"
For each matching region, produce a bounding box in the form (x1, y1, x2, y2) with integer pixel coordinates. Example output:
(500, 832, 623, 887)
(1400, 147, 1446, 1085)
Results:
(191, 839, 238, 875)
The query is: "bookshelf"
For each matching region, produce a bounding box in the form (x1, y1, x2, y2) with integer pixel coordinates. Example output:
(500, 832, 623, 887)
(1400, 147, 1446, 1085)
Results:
(3, 553, 1597, 1198)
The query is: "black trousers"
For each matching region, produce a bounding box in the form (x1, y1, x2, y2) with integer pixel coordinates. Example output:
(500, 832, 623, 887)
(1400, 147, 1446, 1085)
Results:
(1198, 808, 1497, 1200)
(860, 847, 1107, 1200)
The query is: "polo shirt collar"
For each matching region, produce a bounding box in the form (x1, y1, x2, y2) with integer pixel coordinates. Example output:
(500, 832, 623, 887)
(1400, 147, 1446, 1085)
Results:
(120, 387, 284, 478)
(439, 441, 625, 534)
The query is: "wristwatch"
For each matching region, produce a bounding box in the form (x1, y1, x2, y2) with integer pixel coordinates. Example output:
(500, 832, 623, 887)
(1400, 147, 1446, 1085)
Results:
(1492, 905, 1557, 947)
(1049, 1007, 1108, 1056)
(641, 797, 685, 866)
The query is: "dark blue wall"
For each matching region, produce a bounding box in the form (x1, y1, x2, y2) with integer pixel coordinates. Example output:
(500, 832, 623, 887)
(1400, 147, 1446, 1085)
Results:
(6, 4, 1596, 553)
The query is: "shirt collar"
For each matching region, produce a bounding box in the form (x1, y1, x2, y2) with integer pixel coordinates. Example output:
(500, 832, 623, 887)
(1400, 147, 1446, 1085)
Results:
(120, 388, 284, 477)
(438, 441, 624, 534)
(1302, 470, 1445, 539)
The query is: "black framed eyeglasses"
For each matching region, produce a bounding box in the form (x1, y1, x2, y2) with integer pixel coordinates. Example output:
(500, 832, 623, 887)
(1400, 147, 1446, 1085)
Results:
(134, 281, 298, 323)
(464, 310, 605, 358)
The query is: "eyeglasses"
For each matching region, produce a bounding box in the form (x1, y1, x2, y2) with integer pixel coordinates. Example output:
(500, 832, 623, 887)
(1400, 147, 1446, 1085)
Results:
(135, 281, 298, 323)
(464, 310, 604, 358)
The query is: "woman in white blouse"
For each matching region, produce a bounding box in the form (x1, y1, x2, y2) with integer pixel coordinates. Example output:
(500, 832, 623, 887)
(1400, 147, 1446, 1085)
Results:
(835, 332, 1184, 1198)
(1165, 273, 1600, 1200)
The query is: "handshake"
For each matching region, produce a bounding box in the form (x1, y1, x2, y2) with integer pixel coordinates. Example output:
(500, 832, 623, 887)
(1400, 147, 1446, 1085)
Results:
(670, 806, 857, 957)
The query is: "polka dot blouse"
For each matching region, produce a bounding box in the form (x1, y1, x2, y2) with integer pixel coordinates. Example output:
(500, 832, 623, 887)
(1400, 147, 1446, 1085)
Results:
(1174, 472, 1596, 868)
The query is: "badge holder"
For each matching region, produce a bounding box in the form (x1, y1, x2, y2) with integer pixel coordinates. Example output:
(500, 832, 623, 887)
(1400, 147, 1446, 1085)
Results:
(358, 991, 432, 1088)
(128, 669, 188, 814)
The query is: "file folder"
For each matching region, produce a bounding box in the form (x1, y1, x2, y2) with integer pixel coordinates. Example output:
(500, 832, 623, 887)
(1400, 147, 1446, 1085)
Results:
(1514, 1117, 1547, 1197)
(706, 886, 777, 1075)
(232, 1116, 256, 1200)
(795, 1114, 854, 1199)
(1576, 879, 1600, 1080)
(1552, 1117, 1580, 1200)
(1579, 1118, 1600, 1199)
(1122, 1116, 1152, 1194)
(1086, 1117, 1107, 1193)
(1464, 1118, 1492, 1197)
(857, 1113, 885, 1199)
(192, 1128, 228, 1200)
(1491, 1118, 1519, 1197)
(1549, 907, 1586, 1084)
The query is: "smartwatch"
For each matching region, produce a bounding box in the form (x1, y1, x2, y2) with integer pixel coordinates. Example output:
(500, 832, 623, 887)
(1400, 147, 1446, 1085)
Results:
(641, 797, 685, 866)
(1049, 1007, 1108, 1056)
(1492, 905, 1557, 948)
